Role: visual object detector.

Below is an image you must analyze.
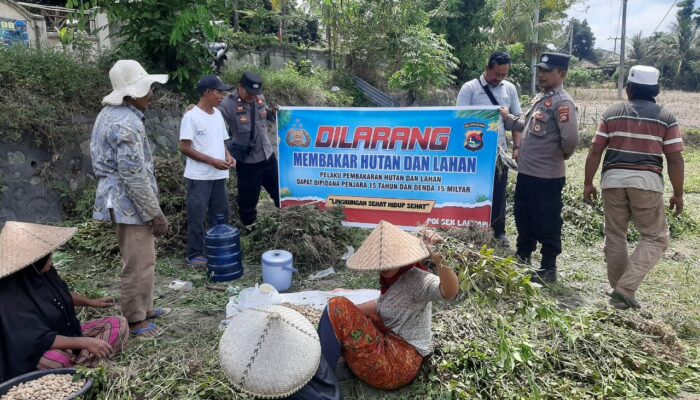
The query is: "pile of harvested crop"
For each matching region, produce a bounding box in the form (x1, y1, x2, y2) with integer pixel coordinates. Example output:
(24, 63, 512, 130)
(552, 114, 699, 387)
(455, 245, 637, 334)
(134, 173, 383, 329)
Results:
(244, 205, 352, 274)
(66, 157, 241, 258)
(152, 157, 240, 252)
(1, 374, 85, 400)
(281, 303, 322, 325)
(427, 237, 700, 399)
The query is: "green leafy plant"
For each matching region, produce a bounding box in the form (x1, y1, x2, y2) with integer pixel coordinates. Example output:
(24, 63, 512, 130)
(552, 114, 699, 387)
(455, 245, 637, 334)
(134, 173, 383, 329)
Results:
(389, 25, 458, 104)
(567, 67, 606, 87)
(223, 65, 354, 107)
(67, 0, 222, 99)
(428, 239, 700, 398)
(0, 46, 108, 148)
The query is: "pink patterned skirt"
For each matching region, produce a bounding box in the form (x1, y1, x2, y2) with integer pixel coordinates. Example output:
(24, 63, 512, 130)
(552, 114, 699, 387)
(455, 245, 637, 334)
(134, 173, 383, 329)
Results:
(37, 316, 129, 370)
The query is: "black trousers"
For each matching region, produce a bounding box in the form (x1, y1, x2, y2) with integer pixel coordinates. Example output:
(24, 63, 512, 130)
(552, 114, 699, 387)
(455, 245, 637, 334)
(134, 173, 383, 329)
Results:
(491, 161, 508, 237)
(514, 173, 565, 270)
(236, 153, 280, 226)
(185, 178, 230, 258)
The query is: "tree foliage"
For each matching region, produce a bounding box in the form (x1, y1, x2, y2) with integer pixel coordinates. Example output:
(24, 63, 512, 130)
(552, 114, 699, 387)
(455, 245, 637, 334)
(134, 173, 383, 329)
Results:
(492, 0, 572, 54)
(427, 0, 494, 82)
(67, 0, 223, 99)
(569, 18, 596, 62)
(309, 0, 460, 99)
(388, 25, 458, 104)
(625, 0, 700, 90)
(234, 0, 320, 49)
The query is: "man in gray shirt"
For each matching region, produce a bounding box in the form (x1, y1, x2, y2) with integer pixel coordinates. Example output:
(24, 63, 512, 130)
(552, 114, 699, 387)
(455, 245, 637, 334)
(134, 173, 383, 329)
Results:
(220, 72, 280, 231)
(456, 51, 522, 246)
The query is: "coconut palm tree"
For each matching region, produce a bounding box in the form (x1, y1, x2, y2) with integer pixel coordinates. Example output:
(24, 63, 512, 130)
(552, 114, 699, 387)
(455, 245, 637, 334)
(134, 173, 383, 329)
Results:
(627, 32, 653, 64)
(492, 0, 566, 49)
(670, 0, 699, 80)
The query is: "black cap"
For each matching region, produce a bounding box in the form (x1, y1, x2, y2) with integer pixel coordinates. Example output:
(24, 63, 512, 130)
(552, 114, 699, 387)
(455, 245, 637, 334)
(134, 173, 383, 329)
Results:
(197, 75, 233, 96)
(536, 52, 570, 71)
(240, 71, 263, 95)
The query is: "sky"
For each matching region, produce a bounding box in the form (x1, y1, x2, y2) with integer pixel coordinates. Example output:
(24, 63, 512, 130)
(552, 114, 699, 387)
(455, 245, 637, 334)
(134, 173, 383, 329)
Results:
(567, 0, 699, 53)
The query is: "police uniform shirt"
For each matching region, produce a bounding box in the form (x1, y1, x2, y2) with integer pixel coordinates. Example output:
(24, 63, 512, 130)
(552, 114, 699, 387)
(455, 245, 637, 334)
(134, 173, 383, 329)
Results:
(219, 94, 274, 164)
(504, 84, 579, 179)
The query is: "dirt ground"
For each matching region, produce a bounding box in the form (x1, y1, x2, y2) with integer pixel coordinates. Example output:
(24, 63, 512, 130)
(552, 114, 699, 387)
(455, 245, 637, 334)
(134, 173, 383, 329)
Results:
(571, 87, 700, 130)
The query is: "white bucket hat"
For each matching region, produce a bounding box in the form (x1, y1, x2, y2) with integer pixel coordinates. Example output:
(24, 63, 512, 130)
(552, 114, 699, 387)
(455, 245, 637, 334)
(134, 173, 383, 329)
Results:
(347, 220, 430, 272)
(0, 222, 77, 279)
(102, 60, 168, 105)
(219, 305, 321, 398)
(627, 65, 660, 86)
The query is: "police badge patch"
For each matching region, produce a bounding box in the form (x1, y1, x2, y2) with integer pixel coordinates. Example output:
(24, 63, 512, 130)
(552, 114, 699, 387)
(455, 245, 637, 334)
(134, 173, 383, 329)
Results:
(286, 124, 311, 148)
(463, 130, 485, 151)
(558, 106, 570, 123)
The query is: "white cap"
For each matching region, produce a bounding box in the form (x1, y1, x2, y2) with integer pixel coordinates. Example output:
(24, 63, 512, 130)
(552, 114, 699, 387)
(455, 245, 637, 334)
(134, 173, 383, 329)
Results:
(627, 65, 660, 86)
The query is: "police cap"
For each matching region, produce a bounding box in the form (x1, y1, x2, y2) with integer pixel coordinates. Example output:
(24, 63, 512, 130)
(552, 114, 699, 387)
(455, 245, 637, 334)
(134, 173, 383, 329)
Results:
(240, 71, 263, 95)
(536, 52, 570, 71)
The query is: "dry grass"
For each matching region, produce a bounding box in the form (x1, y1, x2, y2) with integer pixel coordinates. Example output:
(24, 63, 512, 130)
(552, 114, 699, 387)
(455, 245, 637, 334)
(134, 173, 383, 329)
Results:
(570, 87, 700, 130)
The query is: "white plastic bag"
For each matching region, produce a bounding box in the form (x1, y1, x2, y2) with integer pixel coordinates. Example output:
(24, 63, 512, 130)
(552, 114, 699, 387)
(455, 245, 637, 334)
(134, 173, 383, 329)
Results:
(236, 283, 282, 311)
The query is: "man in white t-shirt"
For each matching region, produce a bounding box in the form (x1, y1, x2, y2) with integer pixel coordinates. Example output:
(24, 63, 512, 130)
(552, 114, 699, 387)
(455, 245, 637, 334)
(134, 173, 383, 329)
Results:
(179, 75, 235, 266)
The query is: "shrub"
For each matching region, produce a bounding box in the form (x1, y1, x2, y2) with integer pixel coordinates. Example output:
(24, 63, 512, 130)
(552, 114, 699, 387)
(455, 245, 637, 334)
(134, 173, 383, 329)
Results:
(567, 67, 605, 87)
(222, 65, 355, 107)
(0, 46, 109, 146)
(683, 128, 700, 147)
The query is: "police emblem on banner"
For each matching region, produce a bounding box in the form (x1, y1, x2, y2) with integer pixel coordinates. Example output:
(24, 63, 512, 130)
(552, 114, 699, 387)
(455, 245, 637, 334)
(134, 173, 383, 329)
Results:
(464, 129, 485, 152)
(286, 123, 311, 148)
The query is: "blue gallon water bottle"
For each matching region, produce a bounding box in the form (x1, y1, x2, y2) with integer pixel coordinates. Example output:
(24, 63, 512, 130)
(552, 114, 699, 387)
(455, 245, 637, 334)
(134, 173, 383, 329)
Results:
(205, 214, 243, 282)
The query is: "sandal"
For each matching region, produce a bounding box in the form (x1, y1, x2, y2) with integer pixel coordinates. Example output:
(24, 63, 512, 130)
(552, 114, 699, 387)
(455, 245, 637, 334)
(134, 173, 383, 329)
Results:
(130, 321, 161, 337)
(186, 256, 207, 268)
(146, 307, 171, 320)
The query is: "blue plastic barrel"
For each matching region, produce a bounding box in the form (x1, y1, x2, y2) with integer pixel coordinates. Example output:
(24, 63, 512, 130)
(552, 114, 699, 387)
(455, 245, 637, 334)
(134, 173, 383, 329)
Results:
(205, 214, 243, 281)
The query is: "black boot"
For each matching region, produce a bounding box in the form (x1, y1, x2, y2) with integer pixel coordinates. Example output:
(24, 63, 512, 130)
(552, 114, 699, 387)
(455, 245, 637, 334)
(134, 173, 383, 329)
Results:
(531, 268, 557, 284)
(533, 255, 557, 284)
(516, 251, 532, 266)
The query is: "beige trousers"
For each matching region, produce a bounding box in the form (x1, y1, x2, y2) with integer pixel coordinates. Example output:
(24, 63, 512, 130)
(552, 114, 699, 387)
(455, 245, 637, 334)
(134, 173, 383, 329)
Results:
(117, 224, 156, 323)
(602, 188, 669, 297)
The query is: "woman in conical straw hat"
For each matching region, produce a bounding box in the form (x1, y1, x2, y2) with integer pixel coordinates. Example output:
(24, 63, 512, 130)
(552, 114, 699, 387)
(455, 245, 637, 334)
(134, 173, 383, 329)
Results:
(317, 221, 459, 390)
(0, 222, 129, 383)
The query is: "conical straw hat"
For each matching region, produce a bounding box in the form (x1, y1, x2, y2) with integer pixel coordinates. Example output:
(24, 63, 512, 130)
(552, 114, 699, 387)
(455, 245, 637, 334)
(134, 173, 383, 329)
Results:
(347, 220, 429, 272)
(0, 221, 77, 279)
(219, 305, 321, 399)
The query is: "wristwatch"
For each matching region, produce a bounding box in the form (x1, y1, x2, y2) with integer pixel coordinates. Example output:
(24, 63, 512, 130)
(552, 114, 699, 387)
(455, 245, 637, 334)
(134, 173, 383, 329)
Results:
(513, 146, 520, 150)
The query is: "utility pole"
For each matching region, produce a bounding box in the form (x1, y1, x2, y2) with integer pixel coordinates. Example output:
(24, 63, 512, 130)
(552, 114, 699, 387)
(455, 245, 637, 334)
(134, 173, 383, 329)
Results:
(617, 0, 627, 100)
(531, 0, 540, 95)
(608, 36, 620, 58)
(569, 19, 574, 56)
